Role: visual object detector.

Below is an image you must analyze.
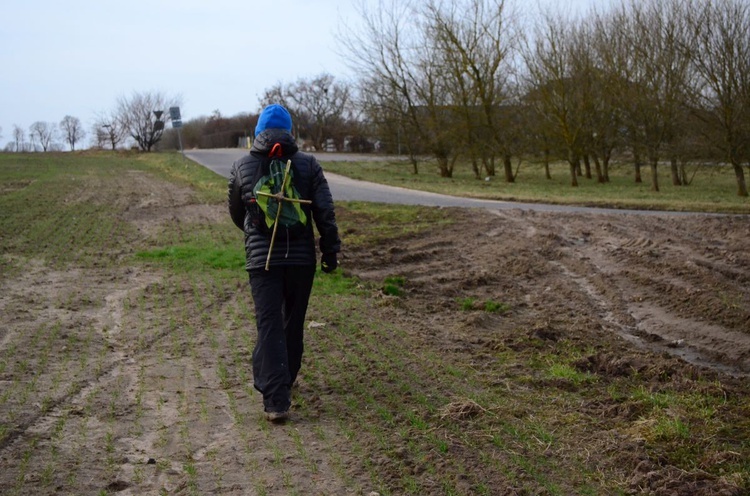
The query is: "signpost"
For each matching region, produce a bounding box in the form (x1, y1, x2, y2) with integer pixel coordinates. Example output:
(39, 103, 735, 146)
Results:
(169, 106, 185, 163)
(152, 110, 165, 147)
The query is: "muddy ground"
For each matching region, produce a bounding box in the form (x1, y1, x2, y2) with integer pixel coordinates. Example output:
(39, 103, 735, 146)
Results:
(0, 168, 748, 495)
(341, 205, 750, 495)
(348, 207, 750, 376)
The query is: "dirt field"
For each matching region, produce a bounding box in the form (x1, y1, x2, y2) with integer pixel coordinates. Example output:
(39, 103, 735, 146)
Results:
(349, 207, 750, 376)
(0, 167, 748, 495)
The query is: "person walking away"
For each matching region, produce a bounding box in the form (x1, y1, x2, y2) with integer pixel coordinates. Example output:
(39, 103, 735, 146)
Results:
(228, 104, 340, 422)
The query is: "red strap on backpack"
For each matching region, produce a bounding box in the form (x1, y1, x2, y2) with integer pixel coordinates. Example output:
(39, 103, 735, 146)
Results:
(269, 142, 283, 158)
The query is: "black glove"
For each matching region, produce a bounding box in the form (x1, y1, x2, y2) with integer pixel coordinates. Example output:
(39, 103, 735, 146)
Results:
(321, 252, 338, 273)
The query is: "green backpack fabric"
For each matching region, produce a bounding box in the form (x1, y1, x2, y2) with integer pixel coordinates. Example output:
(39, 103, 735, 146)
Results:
(250, 157, 308, 238)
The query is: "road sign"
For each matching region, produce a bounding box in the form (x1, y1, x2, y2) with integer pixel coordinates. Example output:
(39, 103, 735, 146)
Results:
(169, 106, 181, 121)
(172, 119, 183, 129)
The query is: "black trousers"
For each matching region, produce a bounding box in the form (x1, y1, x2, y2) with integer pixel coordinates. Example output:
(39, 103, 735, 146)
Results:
(249, 264, 316, 412)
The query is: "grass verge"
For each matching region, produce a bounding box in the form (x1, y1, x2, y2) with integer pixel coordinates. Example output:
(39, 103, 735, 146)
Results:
(320, 157, 750, 214)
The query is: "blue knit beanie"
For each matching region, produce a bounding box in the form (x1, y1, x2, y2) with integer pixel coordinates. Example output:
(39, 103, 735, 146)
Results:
(255, 104, 292, 136)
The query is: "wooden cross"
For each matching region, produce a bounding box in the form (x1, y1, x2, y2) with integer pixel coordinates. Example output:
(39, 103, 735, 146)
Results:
(256, 159, 312, 271)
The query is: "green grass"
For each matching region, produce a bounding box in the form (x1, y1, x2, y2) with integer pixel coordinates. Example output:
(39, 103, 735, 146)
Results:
(382, 275, 406, 296)
(458, 297, 477, 311)
(458, 297, 510, 313)
(546, 362, 596, 385)
(484, 300, 510, 313)
(130, 151, 228, 203)
(136, 244, 244, 272)
(320, 158, 750, 214)
(337, 200, 456, 247)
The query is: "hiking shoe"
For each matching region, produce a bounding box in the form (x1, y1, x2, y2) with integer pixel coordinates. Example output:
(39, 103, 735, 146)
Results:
(265, 410, 289, 422)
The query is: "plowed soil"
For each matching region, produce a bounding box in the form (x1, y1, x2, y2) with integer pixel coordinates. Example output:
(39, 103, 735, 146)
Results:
(350, 208, 750, 376)
(0, 168, 748, 495)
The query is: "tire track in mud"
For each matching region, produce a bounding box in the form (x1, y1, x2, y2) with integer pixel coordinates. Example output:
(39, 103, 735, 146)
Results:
(349, 207, 750, 377)
(548, 214, 750, 377)
(0, 270, 363, 494)
(548, 260, 749, 377)
(0, 271, 232, 486)
(0, 270, 162, 455)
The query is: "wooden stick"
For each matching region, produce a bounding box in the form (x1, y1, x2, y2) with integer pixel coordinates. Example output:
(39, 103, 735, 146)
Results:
(256, 191, 312, 204)
(264, 161, 291, 270)
(264, 200, 284, 271)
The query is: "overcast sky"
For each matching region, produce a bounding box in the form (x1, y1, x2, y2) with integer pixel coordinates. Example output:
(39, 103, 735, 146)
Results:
(0, 0, 610, 149)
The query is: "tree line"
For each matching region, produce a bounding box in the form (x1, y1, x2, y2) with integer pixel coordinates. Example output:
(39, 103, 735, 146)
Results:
(3, 91, 181, 154)
(168, 0, 749, 197)
(339, 0, 750, 196)
(160, 74, 369, 154)
(4, 116, 87, 153)
(5, 0, 748, 196)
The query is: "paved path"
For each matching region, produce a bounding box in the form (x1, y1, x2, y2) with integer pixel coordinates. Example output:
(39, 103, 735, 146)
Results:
(185, 149, 700, 216)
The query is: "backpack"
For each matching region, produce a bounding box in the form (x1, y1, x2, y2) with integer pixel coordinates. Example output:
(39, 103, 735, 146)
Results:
(248, 154, 309, 240)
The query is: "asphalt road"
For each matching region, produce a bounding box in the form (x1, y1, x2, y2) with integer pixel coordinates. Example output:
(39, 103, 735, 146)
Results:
(185, 149, 693, 215)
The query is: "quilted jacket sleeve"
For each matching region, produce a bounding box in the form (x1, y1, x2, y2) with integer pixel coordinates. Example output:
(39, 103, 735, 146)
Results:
(309, 157, 341, 255)
(227, 161, 246, 231)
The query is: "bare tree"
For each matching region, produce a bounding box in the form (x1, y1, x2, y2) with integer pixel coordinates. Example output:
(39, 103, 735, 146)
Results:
(92, 125, 107, 149)
(259, 84, 286, 109)
(261, 74, 353, 151)
(93, 112, 127, 151)
(194, 110, 254, 148)
(29, 121, 56, 152)
(593, 5, 648, 183)
(405, 23, 459, 177)
(59, 115, 86, 151)
(13, 125, 24, 152)
(357, 74, 422, 169)
(611, 0, 695, 192)
(117, 91, 181, 151)
(523, 11, 588, 186)
(340, 0, 460, 177)
(426, 0, 521, 181)
(686, 0, 750, 197)
(340, 0, 420, 169)
(589, 9, 638, 184)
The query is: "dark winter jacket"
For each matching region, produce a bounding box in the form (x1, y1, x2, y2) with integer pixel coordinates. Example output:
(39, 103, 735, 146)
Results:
(228, 129, 340, 271)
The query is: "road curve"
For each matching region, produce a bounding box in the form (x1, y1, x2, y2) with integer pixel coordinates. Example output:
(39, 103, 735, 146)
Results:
(185, 149, 702, 216)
